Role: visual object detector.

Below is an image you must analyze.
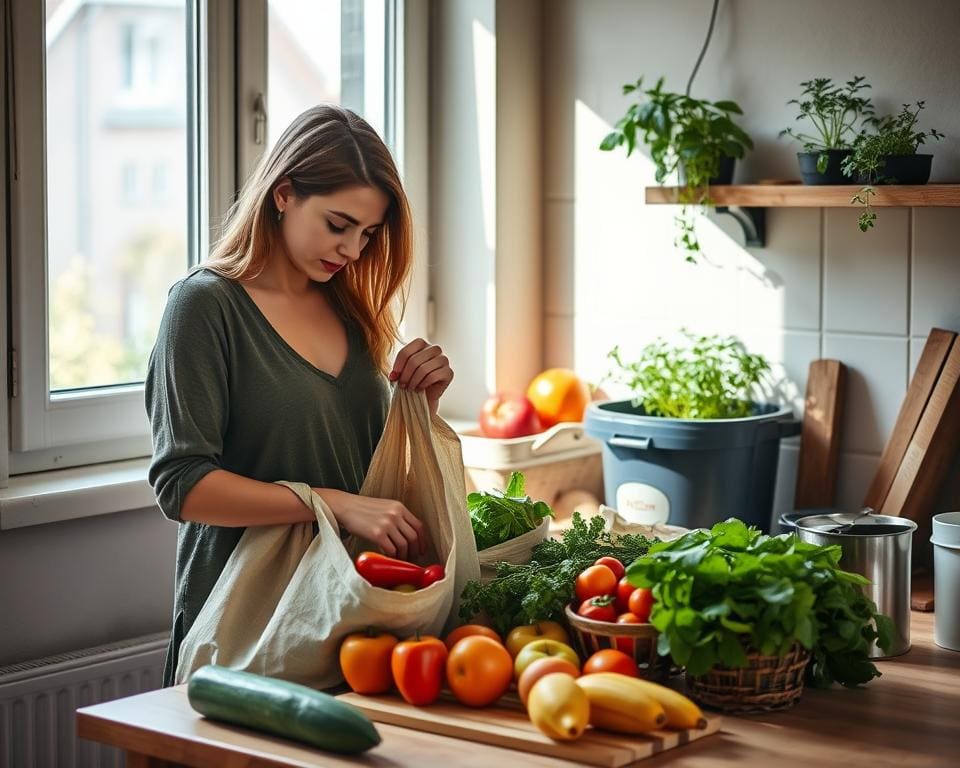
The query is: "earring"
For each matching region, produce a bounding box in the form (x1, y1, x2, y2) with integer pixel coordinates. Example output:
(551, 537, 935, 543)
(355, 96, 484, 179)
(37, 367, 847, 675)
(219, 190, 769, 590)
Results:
(277, 210, 284, 222)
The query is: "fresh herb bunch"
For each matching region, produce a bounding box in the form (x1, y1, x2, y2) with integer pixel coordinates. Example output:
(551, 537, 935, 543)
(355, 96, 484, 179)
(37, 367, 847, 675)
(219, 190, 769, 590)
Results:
(779, 76, 875, 173)
(468, 471, 554, 551)
(599, 76, 752, 262)
(842, 102, 944, 232)
(459, 512, 655, 636)
(606, 330, 771, 420)
(626, 519, 894, 688)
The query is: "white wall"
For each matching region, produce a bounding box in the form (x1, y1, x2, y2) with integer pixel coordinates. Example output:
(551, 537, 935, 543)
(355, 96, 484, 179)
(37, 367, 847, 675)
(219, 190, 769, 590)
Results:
(542, 0, 960, 526)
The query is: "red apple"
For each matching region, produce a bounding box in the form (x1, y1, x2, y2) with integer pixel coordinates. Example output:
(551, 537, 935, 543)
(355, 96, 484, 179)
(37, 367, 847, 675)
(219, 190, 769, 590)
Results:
(478, 392, 543, 439)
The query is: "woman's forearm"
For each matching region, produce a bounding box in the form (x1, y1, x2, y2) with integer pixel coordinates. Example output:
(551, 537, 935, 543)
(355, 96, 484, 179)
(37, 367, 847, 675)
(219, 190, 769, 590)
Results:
(180, 469, 318, 526)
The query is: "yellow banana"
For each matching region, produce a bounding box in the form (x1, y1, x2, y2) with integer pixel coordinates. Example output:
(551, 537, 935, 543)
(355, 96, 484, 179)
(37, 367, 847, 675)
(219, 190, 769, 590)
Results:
(625, 676, 707, 730)
(575, 673, 666, 734)
(527, 673, 590, 741)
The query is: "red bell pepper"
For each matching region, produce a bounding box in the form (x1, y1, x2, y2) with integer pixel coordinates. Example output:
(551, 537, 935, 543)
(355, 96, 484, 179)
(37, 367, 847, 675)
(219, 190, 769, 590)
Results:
(355, 552, 425, 588)
(391, 634, 448, 706)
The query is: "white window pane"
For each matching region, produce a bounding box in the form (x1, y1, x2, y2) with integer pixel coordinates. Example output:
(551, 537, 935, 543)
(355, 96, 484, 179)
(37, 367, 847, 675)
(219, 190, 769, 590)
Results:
(266, 0, 386, 150)
(45, 0, 189, 392)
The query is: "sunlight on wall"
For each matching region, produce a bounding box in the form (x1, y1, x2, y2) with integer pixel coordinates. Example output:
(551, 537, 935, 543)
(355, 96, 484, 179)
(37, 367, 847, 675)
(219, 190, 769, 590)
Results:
(571, 98, 793, 404)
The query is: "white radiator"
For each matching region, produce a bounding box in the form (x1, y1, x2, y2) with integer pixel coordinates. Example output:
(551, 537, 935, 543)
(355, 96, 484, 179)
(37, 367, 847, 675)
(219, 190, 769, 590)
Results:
(0, 633, 168, 768)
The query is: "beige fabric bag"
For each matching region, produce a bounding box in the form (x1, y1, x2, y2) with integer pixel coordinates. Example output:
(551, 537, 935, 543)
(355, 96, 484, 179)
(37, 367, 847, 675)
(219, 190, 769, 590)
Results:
(477, 516, 551, 582)
(175, 388, 480, 688)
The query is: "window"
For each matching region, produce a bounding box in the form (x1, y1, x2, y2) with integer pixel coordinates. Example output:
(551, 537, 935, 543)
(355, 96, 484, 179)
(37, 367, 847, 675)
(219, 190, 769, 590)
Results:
(6, 0, 414, 478)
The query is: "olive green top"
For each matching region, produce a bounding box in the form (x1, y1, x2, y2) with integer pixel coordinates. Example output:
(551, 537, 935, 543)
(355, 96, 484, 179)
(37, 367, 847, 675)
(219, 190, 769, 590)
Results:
(146, 269, 390, 686)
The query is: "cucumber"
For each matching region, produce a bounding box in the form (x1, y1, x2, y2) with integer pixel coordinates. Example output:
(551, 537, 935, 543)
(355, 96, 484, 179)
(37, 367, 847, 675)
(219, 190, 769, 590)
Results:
(187, 665, 381, 754)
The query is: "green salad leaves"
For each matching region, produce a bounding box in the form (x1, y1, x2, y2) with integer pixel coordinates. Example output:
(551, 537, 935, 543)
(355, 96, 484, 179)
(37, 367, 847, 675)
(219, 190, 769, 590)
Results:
(626, 519, 894, 688)
(468, 472, 554, 551)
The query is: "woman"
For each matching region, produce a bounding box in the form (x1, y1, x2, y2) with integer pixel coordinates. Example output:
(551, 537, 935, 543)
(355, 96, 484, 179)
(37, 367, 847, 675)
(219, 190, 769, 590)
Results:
(146, 105, 453, 687)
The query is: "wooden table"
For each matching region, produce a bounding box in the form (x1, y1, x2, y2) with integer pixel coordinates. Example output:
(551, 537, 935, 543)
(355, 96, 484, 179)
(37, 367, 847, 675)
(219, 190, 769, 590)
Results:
(77, 611, 959, 768)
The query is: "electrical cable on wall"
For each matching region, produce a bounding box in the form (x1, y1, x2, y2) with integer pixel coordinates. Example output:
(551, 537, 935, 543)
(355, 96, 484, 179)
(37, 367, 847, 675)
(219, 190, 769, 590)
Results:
(686, 0, 721, 96)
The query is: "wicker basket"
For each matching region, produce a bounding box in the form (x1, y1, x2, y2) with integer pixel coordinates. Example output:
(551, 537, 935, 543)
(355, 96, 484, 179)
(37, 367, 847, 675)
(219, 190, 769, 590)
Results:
(563, 604, 671, 681)
(687, 643, 811, 714)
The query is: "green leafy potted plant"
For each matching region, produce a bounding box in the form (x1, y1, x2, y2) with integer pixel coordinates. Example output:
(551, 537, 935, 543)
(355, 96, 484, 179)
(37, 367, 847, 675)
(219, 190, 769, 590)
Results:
(627, 519, 894, 712)
(779, 76, 874, 184)
(841, 101, 944, 231)
(599, 76, 753, 262)
(584, 331, 797, 533)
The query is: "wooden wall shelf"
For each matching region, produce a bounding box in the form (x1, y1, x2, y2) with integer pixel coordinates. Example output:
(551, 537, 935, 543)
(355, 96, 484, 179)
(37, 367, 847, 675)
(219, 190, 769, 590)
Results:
(645, 184, 960, 208)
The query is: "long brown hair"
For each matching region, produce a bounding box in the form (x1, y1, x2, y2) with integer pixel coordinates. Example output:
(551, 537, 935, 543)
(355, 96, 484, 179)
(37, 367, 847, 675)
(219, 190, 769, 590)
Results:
(205, 104, 413, 373)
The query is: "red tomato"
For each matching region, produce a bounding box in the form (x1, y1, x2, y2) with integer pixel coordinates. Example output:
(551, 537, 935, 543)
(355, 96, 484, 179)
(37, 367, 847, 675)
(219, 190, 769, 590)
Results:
(628, 587, 655, 623)
(577, 595, 617, 623)
(582, 649, 639, 677)
(594, 556, 625, 581)
(613, 612, 640, 655)
(575, 565, 618, 603)
(615, 577, 636, 613)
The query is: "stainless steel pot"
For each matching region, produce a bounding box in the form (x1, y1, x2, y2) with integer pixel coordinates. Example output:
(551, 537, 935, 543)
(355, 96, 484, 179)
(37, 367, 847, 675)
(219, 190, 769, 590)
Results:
(795, 511, 917, 658)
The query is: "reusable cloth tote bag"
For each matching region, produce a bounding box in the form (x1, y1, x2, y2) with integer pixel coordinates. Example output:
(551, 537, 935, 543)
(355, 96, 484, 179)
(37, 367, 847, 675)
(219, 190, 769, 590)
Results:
(175, 388, 481, 688)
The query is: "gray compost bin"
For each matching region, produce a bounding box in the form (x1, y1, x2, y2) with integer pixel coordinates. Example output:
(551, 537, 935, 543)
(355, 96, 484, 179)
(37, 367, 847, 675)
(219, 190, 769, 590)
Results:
(584, 400, 798, 532)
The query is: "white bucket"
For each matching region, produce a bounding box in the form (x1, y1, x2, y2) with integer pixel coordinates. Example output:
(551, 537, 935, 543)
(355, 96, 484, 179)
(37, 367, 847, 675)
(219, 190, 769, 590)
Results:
(931, 511, 960, 652)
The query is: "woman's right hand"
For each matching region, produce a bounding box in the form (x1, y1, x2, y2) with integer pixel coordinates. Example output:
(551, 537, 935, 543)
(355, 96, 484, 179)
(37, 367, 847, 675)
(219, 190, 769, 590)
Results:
(314, 488, 427, 560)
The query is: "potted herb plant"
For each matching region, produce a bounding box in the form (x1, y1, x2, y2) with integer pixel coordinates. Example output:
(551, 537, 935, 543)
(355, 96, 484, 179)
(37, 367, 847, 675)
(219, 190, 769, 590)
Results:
(841, 101, 944, 231)
(779, 76, 874, 184)
(627, 519, 893, 713)
(584, 331, 798, 533)
(600, 76, 753, 262)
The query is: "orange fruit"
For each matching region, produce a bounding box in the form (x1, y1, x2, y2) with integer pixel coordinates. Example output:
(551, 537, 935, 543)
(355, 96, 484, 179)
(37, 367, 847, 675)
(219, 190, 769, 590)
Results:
(526, 368, 591, 428)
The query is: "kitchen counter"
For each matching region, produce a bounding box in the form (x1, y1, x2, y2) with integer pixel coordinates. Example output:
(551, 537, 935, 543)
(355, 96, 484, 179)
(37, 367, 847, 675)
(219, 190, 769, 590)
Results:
(77, 611, 958, 768)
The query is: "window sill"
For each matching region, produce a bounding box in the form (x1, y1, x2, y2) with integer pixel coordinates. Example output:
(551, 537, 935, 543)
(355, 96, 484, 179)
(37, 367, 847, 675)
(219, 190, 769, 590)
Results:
(0, 458, 155, 530)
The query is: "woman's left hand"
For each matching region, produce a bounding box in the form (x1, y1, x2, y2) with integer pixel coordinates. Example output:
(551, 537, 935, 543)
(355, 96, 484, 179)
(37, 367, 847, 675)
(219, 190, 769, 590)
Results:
(389, 338, 453, 415)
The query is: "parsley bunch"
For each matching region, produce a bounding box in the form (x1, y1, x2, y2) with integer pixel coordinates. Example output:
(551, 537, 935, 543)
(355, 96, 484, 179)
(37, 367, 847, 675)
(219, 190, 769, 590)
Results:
(626, 519, 894, 688)
(459, 512, 655, 636)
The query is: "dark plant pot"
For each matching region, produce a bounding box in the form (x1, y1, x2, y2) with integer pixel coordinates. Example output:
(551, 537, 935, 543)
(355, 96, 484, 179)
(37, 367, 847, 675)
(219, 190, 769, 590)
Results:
(678, 156, 736, 187)
(874, 154, 933, 185)
(797, 150, 856, 185)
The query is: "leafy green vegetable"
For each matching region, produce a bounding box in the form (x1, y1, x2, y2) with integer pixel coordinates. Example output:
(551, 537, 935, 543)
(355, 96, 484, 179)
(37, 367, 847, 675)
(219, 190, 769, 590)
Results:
(626, 519, 892, 688)
(459, 512, 655, 636)
(468, 472, 554, 551)
(607, 330, 771, 420)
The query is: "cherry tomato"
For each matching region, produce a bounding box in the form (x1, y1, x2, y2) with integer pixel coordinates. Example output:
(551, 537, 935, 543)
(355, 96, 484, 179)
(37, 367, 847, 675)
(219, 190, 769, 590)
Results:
(613, 612, 641, 655)
(574, 564, 618, 603)
(577, 595, 617, 623)
(615, 576, 636, 613)
(628, 587, 655, 623)
(593, 556, 625, 581)
(582, 649, 639, 677)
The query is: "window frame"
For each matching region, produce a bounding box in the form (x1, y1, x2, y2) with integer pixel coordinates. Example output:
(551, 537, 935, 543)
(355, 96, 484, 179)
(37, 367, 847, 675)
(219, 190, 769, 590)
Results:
(4, 0, 423, 483)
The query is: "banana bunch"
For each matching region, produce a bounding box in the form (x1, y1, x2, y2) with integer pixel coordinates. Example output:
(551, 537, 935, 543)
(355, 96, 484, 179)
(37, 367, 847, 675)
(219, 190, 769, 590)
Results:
(576, 673, 707, 733)
(526, 671, 707, 741)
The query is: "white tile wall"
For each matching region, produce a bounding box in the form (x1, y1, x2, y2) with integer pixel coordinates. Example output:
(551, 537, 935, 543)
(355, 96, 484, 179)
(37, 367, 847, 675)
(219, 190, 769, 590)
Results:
(821, 334, 908, 455)
(835, 453, 883, 515)
(912, 208, 960, 333)
(823, 207, 910, 335)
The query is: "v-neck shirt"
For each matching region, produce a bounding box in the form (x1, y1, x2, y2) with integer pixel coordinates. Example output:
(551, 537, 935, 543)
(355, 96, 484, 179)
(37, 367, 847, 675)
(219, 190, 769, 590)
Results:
(145, 268, 390, 686)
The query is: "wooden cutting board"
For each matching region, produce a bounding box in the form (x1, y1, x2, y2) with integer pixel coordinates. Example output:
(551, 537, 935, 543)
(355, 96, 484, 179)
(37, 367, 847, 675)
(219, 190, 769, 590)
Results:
(336, 692, 722, 767)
